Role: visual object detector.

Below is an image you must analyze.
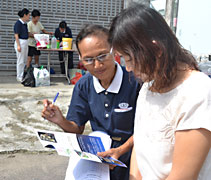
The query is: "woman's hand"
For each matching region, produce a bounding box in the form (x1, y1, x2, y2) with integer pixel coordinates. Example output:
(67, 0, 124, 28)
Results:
(17, 45, 21, 52)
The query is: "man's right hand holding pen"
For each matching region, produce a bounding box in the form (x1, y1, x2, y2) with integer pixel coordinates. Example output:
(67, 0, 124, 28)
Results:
(42, 99, 64, 125)
(42, 97, 85, 134)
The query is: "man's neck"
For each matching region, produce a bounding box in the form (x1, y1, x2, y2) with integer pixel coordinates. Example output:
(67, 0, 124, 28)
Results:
(100, 65, 117, 90)
(32, 20, 38, 25)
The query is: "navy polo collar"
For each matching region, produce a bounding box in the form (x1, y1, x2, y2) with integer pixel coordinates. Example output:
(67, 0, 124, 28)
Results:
(93, 62, 123, 94)
(19, 19, 25, 24)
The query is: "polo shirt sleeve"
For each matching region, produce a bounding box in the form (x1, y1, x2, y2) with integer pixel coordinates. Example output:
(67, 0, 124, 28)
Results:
(66, 79, 92, 126)
(27, 22, 32, 33)
(14, 21, 21, 34)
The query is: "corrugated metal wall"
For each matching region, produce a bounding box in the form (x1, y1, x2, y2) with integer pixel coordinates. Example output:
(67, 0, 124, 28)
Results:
(0, 0, 124, 75)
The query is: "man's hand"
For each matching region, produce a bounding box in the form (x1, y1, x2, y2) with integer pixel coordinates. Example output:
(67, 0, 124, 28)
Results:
(42, 99, 64, 125)
(42, 99, 85, 134)
(97, 147, 122, 170)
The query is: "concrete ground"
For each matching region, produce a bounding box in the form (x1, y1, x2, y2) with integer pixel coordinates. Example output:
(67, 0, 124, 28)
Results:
(0, 74, 91, 180)
(0, 152, 69, 180)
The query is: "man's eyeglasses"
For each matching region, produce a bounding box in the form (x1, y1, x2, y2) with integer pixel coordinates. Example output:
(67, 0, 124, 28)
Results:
(80, 48, 113, 65)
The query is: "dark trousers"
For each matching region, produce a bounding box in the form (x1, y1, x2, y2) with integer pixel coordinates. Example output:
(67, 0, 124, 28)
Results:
(58, 51, 73, 74)
(110, 140, 131, 180)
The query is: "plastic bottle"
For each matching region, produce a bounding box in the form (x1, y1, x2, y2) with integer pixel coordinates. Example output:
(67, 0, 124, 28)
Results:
(51, 36, 57, 49)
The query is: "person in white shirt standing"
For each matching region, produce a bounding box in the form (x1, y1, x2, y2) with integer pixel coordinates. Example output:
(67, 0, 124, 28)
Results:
(109, 3, 211, 180)
(14, 8, 30, 82)
(26, 9, 53, 68)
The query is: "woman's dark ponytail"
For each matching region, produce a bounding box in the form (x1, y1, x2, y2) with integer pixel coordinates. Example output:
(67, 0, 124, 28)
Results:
(18, 8, 29, 18)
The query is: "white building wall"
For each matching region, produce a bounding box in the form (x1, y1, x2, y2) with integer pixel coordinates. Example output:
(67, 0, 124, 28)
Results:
(176, 0, 211, 56)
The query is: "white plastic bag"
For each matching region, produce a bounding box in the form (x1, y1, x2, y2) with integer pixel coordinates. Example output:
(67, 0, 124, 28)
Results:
(33, 67, 50, 87)
(34, 34, 49, 48)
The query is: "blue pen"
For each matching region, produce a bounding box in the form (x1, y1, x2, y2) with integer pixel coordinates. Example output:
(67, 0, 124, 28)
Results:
(52, 92, 59, 104)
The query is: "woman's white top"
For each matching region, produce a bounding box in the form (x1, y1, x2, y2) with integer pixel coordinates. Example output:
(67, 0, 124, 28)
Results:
(134, 71, 211, 180)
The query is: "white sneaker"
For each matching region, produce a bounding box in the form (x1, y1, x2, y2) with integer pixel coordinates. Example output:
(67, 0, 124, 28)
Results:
(16, 78, 22, 82)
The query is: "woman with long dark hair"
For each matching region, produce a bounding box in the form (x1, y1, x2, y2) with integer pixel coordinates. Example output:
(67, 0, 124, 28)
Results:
(109, 3, 211, 180)
(14, 8, 30, 82)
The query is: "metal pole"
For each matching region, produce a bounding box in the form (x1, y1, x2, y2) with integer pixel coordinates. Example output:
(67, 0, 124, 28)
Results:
(172, 0, 179, 33)
(165, 0, 174, 28)
(48, 51, 51, 79)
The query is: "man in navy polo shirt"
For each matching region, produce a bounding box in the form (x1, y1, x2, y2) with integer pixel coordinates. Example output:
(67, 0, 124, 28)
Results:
(54, 21, 73, 74)
(42, 25, 140, 180)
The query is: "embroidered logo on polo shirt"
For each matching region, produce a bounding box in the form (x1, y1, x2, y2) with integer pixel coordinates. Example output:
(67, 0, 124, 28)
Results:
(114, 103, 133, 112)
(119, 103, 129, 109)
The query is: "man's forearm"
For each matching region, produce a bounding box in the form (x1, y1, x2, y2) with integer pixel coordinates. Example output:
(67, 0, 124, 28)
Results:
(28, 32, 34, 38)
(118, 135, 134, 156)
(57, 116, 85, 134)
(42, 29, 51, 35)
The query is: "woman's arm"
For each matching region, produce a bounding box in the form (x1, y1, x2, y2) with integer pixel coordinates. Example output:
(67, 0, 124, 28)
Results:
(14, 34, 21, 52)
(166, 128, 211, 180)
(130, 147, 142, 180)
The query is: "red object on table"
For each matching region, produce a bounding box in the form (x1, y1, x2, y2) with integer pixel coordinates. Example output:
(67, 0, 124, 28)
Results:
(70, 72, 83, 84)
